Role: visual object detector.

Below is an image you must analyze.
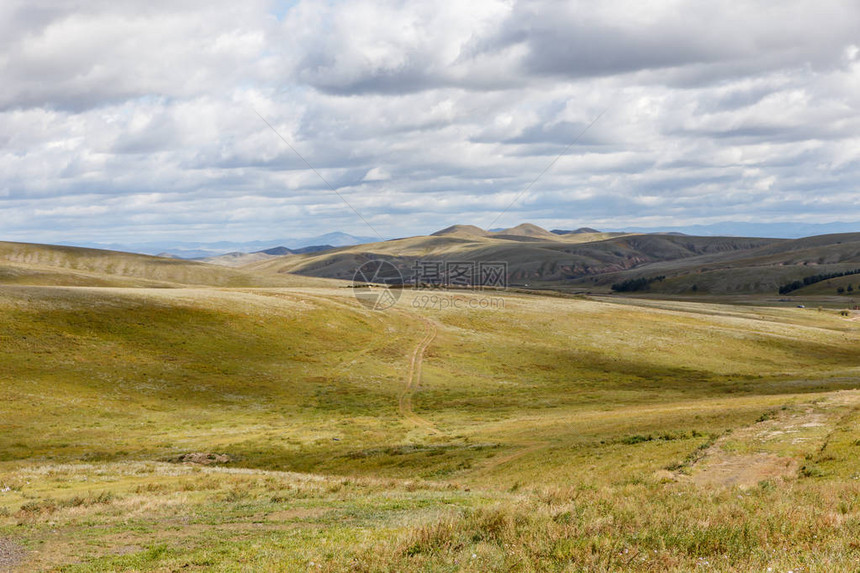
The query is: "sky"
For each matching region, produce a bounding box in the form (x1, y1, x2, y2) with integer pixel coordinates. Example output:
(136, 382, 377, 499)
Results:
(2, 0, 860, 246)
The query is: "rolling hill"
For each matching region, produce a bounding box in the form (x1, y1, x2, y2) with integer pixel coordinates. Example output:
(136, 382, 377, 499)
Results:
(5, 224, 859, 294)
(576, 232, 860, 295)
(1, 232, 860, 570)
(0, 241, 337, 288)
(2, 268, 859, 570)
(235, 223, 860, 296)
(242, 224, 783, 287)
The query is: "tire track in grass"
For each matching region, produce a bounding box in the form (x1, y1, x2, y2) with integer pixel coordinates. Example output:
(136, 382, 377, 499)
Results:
(244, 289, 441, 432)
(479, 441, 546, 473)
(398, 315, 439, 433)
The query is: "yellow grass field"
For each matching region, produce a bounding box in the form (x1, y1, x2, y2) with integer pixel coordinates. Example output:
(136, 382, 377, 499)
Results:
(1, 278, 859, 571)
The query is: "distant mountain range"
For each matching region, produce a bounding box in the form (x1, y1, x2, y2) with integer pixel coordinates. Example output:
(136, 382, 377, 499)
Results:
(199, 244, 336, 267)
(62, 232, 380, 259)
(602, 221, 859, 239)
(52, 222, 859, 260)
(484, 222, 860, 238)
(552, 227, 603, 235)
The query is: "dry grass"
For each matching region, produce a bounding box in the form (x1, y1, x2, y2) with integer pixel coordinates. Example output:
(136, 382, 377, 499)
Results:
(0, 282, 858, 570)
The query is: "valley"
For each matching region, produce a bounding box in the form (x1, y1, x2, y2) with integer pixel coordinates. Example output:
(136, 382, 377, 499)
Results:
(0, 232, 858, 571)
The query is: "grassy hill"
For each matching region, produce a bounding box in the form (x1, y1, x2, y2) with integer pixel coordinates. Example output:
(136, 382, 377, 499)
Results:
(1, 236, 860, 570)
(0, 241, 338, 288)
(245, 225, 780, 286)
(579, 233, 860, 295)
(231, 225, 860, 296)
(19, 229, 857, 297)
(786, 273, 860, 299)
(1, 279, 859, 570)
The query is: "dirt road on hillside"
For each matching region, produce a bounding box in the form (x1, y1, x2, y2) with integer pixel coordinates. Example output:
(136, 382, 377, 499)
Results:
(398, 315, 439, 433)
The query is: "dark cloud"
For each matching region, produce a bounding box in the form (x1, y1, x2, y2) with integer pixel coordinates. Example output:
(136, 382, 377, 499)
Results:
(483, 0, 860, 84)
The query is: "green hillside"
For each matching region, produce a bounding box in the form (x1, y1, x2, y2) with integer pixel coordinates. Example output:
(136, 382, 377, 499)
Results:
(1, 239, 859, 571)
(1, 277, 859, 570)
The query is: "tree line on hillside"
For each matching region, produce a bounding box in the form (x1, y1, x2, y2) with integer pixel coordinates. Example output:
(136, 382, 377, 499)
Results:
(611, 275, 666, 292)
(777, 268, 860, 295)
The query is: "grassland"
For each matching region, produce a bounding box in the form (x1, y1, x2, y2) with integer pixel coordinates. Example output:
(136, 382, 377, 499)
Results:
(243, 226, 783, 287)
(245, 224, 860, 297)
(1, 277, 859, 570)
(0, 242, 336, 288)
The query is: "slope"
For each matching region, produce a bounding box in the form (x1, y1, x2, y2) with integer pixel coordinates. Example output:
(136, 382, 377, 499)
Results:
(0, 241, 334, 288)
(2, 285, 860, 570)
(245, 229, 780, 285)
(579, 232, 860, 295)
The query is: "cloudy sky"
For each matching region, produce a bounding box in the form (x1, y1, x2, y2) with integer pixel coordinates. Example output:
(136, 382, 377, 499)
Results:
(2, 0, 860, 246)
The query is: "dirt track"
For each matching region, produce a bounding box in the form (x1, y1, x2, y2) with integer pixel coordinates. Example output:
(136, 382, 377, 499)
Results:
(686, 390, 860, 488)
(398, 315, 439, 433)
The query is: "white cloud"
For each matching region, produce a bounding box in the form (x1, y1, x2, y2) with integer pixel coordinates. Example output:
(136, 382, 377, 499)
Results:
(363, 167, 391, 182)
(1, 0, 859, 245)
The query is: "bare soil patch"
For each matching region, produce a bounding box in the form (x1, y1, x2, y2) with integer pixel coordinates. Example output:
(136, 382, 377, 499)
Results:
(685, 391, 860, 488)
(691, 453, 798, 488)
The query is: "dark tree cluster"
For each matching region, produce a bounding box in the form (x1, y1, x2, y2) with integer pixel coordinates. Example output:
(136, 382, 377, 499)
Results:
(778, 269, 860, 295)
(611, 275, 666, 292)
